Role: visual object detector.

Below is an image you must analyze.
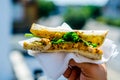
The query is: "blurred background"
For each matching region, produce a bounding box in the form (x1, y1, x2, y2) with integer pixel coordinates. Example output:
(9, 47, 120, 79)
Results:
(0, 0, 120, 80)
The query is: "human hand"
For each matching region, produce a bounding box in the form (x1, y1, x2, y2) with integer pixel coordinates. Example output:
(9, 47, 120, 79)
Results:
(63, 59, 107, 80)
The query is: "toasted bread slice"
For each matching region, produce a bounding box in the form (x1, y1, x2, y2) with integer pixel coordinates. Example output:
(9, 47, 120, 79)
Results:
(23, 38, 103, 60)
(30, 23, 108, 47)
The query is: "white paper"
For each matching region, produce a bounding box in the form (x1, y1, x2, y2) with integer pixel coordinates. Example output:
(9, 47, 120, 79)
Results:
(27, 39, 118, 80)
(19, 23, 119, 80)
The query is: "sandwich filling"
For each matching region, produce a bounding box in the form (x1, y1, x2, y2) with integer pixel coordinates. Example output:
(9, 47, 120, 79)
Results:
(24, 32, 103, 54)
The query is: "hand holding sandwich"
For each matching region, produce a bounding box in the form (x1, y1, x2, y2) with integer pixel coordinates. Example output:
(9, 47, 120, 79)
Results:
(19, 23, 118, 80)
(63, 59, 107, 80)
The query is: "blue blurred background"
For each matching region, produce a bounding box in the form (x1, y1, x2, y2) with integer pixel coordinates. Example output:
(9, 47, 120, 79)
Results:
(0, 0, 120, 80)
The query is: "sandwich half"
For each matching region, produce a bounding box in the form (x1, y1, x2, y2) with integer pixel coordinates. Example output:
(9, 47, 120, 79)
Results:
(23, 23, 108, 60)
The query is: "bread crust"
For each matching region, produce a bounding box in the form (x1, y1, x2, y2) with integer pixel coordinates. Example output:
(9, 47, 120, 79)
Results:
(23, 38, 103, 60)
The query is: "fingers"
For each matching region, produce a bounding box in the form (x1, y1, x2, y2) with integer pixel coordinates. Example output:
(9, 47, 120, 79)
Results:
(64, 65, 81, 80)
(68, 69, 78, 80)
(63, 66, 72, 78)
(65, 59, 107, 80)
(63, 59, 78, 78)
(69, 66, 81, 80)
(63, 59, 80, 79)
(69, 59, 77, 66)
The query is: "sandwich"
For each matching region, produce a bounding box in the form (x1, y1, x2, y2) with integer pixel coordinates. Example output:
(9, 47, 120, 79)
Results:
(23, 23, 108, 60)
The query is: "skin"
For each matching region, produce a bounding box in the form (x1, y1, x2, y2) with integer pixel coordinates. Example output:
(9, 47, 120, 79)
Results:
(63, 59, 107, 80)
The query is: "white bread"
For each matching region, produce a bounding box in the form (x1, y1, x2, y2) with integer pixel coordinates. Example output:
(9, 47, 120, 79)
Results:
(30, 23, 108, 47)
(23, 38, 103, 60)
(22, 23, 108, 60)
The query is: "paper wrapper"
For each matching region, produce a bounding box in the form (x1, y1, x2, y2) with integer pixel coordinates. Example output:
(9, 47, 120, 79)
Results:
(19, 23, 119, 80)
